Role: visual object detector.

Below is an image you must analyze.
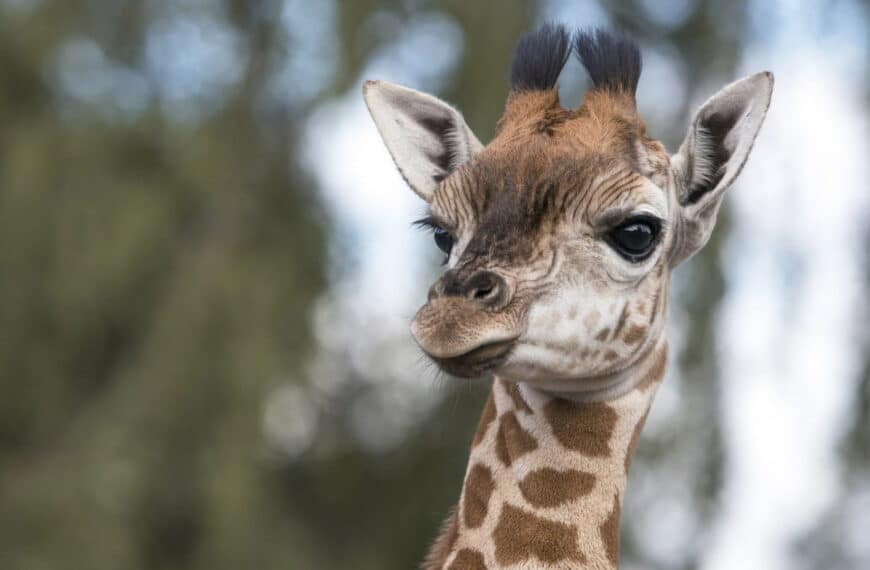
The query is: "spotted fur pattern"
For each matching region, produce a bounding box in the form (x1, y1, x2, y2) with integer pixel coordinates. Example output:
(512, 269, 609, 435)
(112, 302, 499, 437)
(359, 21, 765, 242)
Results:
(424, 343, 668, 569)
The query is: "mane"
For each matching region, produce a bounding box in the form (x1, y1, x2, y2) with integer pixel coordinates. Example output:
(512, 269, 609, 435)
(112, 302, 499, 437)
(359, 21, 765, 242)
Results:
(509, 22, 572, 91)
(573, 28, 642, 95)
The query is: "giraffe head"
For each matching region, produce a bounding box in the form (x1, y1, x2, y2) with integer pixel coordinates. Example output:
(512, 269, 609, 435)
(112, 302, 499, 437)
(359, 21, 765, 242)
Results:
(364, 25, 772, 389)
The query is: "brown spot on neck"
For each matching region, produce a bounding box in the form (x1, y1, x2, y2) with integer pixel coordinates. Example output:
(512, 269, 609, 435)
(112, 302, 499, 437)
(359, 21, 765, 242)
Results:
(495, 411, 539, 466)
(543, 399, 618, 457)
(447, 548, 487, 570)
(599, 492, 621, 567)
(625, 344, 668, 473)
(472, 392, 497, 447)
(493, 504, 586, 566)
(624, 408, 650, 475)
(462, 464, 494, 529)
(502, 380, 532, 414)
(519, 467, 596, 508)
(636, 343, 668, 392)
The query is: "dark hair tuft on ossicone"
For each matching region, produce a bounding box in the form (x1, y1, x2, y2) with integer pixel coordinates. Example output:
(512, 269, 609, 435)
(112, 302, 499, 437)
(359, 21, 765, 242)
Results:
(574, 28, 642, 95)
(509, 23, 572, 91)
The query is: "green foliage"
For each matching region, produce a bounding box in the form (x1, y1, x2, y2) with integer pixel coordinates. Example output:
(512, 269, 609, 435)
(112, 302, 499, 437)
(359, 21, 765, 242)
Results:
(0, 2, 326, 569)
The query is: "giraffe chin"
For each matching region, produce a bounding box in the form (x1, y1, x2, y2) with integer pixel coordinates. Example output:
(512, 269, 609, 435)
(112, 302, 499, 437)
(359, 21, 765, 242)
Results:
(428, 338, 516, 378)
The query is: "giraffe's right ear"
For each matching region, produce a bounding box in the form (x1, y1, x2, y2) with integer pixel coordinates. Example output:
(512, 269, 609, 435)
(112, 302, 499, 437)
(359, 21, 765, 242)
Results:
(363, 80, 483, 202)
(669, 71, 774, 266)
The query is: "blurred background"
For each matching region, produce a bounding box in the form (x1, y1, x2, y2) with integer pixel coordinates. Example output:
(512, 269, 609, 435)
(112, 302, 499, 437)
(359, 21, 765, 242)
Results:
(0, 0, 868, 569)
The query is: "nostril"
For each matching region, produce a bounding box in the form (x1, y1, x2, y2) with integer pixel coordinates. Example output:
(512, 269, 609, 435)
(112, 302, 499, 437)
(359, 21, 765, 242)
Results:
(472, 284, 496, 300)
(434, 270, 508, 306)
(463, 271, 506, 306)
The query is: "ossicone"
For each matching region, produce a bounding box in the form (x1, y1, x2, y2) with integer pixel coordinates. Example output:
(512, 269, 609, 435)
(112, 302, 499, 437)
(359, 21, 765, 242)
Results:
(573, 28, 642, 97)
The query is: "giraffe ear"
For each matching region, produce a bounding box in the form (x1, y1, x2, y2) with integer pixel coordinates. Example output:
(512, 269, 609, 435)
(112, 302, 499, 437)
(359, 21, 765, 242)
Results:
(669, 71, 774, 266)
(363, 80, 483, 202)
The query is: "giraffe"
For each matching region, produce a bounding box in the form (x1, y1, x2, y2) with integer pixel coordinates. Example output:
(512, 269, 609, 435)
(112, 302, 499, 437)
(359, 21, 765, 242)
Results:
(363, 24, 772, 569)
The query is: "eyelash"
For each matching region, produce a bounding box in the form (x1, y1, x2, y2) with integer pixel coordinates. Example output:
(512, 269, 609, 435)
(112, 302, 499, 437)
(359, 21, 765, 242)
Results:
(604, 213, 663, 233)
(412, 215, 441, 231)
(414, 215, 454, 264)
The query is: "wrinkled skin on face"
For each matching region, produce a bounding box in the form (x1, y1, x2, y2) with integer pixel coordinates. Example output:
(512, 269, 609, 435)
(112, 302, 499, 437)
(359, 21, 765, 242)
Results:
(413, 101, 674, 384)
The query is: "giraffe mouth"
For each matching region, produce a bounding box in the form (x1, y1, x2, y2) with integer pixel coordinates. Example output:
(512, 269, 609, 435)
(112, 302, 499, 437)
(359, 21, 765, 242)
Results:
(428, 338, 517, 378)
(410, 296, 525, 377)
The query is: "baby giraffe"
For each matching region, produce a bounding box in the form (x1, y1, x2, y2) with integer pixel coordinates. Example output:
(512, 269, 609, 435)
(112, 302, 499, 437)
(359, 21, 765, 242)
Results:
(363, 25, 772, 570)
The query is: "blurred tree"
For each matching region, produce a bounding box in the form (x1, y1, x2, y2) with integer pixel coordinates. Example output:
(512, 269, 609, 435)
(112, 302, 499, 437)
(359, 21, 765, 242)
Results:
(0, 1, 327, 569)
(796, 197, 870, 570)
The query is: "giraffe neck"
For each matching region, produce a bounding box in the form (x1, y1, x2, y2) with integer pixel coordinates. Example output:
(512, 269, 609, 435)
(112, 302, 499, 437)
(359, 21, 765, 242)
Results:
(425, 340, 668, 570)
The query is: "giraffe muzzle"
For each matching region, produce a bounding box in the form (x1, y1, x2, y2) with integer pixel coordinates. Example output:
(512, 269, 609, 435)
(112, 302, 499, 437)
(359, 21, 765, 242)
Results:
(410, 295, 523, 377)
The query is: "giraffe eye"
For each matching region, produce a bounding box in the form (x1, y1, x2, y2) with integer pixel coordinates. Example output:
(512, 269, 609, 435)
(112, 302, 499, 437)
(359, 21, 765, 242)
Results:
(414, 215, 454, 262)
(606, 216, 661, 262)
(433, 227, 454, 255)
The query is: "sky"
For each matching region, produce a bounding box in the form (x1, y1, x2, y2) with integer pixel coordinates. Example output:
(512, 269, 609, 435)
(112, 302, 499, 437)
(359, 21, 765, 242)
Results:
(302, 0, 868, 567)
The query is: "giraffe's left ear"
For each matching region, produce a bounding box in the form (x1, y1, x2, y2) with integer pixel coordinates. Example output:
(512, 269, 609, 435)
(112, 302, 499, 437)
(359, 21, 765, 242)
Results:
(363, 80, 483, 203)
(669, 71, 774, 266)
